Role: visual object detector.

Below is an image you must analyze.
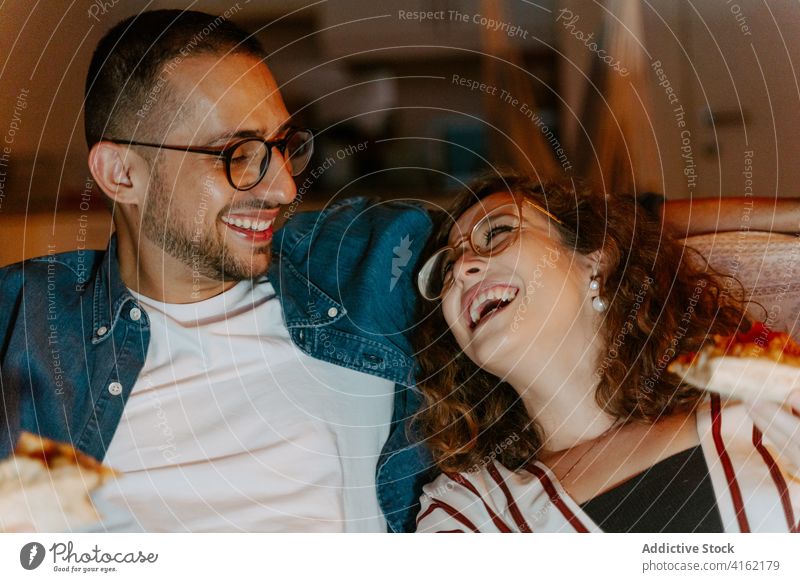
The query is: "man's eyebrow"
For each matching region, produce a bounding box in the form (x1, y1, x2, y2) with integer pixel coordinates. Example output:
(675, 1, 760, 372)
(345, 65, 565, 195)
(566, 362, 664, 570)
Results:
(203, 121, 292, 146)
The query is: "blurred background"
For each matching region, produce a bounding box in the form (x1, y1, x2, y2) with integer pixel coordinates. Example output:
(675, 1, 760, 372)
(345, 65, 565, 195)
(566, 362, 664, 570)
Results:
(1, 0, 799, 266)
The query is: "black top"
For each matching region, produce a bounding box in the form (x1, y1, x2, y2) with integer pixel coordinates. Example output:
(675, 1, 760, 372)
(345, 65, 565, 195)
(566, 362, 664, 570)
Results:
(579, 445, 724, 533)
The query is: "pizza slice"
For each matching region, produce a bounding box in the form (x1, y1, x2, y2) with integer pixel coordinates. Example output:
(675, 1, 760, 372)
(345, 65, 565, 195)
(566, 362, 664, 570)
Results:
(0, 432, 117, 532)
(668, 322, 800, 402)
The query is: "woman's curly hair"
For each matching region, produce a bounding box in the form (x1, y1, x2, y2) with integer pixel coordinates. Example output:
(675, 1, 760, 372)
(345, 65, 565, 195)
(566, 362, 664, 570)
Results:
(412, 174, 750, 474)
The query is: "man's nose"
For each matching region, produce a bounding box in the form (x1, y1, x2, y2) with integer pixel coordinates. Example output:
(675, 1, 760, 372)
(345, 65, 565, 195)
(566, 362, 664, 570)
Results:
(248, 148, 297, 205)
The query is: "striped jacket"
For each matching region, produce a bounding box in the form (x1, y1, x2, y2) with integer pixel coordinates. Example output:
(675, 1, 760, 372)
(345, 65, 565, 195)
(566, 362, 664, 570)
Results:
(417, 395, 800, 533)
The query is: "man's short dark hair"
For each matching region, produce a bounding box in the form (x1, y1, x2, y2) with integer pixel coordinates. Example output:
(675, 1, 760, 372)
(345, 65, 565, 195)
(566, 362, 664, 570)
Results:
(84, 9, 267, 148)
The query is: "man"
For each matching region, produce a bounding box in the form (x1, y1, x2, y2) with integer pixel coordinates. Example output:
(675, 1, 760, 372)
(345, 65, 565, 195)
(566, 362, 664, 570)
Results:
(0, 10, 431, 532)
(1, 10, 798, 533)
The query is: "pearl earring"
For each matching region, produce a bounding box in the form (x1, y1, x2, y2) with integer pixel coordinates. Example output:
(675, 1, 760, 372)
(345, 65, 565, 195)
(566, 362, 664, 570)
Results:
(589, 275, 607, 312)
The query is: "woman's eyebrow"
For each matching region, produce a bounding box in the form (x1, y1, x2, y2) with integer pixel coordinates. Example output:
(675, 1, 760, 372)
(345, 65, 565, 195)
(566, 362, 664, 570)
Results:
(447, 217, 482, 247)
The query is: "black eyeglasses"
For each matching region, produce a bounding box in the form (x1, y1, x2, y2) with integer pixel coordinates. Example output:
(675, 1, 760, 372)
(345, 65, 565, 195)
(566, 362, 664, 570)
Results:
(103, 127, 314, 191)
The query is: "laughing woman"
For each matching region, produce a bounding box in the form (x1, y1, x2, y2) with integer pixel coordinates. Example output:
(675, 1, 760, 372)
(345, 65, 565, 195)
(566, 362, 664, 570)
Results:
(413, 175, 800, 533)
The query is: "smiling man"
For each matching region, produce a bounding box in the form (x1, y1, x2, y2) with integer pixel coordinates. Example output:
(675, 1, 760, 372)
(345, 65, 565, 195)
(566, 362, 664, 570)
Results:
(94, 52, 301, 300)
(0, 10, 433, 532)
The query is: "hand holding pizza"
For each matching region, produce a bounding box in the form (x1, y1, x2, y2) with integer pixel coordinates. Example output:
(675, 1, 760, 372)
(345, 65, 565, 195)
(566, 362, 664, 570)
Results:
(668, 322, 800, 472)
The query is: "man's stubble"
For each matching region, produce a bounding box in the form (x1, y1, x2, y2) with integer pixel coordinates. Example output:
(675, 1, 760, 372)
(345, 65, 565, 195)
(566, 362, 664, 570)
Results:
(139, 161, 271, 283)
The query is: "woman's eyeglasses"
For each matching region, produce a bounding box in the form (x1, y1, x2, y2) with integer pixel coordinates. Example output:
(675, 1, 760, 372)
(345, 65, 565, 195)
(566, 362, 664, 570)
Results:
(417, 200, 563, 301)
(103, 127, 314, 191)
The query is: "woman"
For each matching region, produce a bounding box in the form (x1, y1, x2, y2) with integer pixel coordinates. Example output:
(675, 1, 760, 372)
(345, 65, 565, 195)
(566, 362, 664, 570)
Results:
(413, 175, 800, 533)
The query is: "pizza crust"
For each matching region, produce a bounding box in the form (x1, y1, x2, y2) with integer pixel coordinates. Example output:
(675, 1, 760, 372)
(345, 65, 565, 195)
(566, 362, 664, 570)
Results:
(668, 323, 800, 402)
(0, 432, 117, 532)
(669, 353, 800, 402)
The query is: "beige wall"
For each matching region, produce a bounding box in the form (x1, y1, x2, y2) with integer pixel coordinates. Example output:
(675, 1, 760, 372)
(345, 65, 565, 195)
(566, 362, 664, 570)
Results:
(0, 211, 111, 267)
(556, 0, 800, 199)
(3, 0, 800, 269)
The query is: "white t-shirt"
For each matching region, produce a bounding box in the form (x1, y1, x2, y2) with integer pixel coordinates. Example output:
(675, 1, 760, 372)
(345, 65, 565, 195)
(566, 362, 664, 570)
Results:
(100, 278, 394, 532)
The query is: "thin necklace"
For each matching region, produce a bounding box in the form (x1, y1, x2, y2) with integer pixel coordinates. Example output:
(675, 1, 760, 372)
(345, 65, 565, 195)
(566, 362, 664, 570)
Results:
(558, 421, 624, 484)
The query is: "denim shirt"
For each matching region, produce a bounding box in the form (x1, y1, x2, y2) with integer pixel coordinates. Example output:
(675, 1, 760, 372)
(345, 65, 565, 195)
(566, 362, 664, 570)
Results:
(0, 196, 435, 532)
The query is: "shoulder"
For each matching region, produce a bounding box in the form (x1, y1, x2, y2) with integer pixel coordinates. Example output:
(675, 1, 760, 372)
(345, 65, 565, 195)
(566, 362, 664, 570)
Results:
(697, 394, 800, 481)
(695, 395, 800, 531)
(275, 196, 433, 259)
(697, 395, 789, 466)
(416, 462, 542, 532)
(273, 197, 434, 333)
(0, 249, 106, 330)
(1, 248, 104, 289)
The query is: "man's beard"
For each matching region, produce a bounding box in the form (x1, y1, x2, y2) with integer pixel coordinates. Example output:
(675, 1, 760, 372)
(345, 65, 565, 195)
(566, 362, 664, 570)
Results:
(140, 170, 271, 282)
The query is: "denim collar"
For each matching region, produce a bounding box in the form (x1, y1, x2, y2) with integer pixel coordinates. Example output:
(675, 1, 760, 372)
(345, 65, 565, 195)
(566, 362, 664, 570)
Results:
(267, 246, 347, 329)
(91, 235, 144, 345)
(90, 236, 347, 346)
(267, 246, 418, 388)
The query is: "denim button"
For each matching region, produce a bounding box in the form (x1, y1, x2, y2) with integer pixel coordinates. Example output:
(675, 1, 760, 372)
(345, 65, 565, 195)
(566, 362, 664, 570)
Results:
(129, 307, 142, 321)
(108, 381, 123, 396)
(96, 326, 108, 337)
(327, 307, 338, 318)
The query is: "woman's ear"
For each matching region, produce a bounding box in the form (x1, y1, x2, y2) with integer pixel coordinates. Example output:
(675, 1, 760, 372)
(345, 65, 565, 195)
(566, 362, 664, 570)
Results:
(585, 249, 606, 278)
(88, 142, 146, 206)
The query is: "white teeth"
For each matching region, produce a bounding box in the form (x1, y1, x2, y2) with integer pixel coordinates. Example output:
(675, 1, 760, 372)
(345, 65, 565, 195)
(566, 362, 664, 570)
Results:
(468, 286, 519, 327)
(222, 216, 274, 232)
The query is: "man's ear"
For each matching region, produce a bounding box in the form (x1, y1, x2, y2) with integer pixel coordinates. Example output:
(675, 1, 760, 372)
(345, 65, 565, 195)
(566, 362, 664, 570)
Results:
(88, 142, 146, 206)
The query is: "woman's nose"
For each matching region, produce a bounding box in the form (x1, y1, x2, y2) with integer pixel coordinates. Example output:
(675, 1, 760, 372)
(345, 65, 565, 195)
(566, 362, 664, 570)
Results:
(452, 252, 484, 281)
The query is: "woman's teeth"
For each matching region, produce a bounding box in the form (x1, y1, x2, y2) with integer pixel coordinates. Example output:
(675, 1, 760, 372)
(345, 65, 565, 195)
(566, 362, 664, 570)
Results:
(221, 216, 273, 232)
(469, 286, 519, 327)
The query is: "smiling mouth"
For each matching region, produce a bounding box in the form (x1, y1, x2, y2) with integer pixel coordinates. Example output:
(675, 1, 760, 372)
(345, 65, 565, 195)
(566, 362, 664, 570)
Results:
(468, 285, 519, 330)
(220, 215, 275, 242)
(221, 216, 273, 232)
